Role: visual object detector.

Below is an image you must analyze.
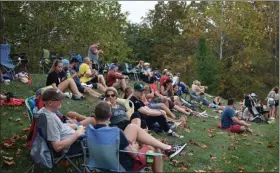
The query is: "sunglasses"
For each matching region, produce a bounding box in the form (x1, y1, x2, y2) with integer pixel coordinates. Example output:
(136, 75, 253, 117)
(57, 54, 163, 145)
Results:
(106, 94, 116, 98)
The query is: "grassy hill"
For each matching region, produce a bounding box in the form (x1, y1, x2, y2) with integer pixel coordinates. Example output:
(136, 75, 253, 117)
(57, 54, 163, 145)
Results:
(0, 74, 278, 172)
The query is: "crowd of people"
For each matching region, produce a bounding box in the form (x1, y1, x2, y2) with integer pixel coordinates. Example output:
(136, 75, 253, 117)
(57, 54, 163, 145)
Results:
(2, 41, 277, 172)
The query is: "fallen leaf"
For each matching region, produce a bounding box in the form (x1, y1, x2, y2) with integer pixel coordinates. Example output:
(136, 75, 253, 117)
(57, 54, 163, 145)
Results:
(22, 143, 27, 148)
(11, 134, 20, 141)
(8, 117, 13, 121)
(160, 138, 168, 144)
(21, 135, 27, 140)
(205, 165, 212, 171)
(184, 128, 191, 133)
(267, 143, 274, 148)
(22, 128, 30, 132)
(201, 144, 208, 149)
(205, 128, 216, 133)
(220, 146, 224, 149)
(246, 143, 252, 146)
(2, 156, 13, 161)
(256, 141, 263, 145)
(3, 160, 15, 166)
(189, 140, 200, 147)
(2, 112, 7, 116)
(170, 159, 179, 166)
(208, 133, 215, 138)
(194, 169, 206, 172)
(15, 149, 21, 156)
(216, 132, 225, 135)
(187, 152, 193, 156)
(15, 118, 21, 122)
(232, 155, 239, 159)
(238, 166, 245, 172)
(228, 146, 237, 150)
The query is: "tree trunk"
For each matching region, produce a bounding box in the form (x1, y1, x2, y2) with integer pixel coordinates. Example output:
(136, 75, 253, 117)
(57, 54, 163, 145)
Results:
(219, 1, 225, 60)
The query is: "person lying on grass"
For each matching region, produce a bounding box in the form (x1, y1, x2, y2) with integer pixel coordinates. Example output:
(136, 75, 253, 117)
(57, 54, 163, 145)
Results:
(38, 88, 96, 153)
(130, 82, 184, 138)
(104, 87, 142, 130)
(79, 57, 107, 93)
(92, 101, 187, 172)
(221, 98, 253, 133)
(64, 58, 103, 99)
(46, 60, 84, 100)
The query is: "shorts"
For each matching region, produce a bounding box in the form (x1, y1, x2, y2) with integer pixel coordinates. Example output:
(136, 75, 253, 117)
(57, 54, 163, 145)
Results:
(224, 124, 242, 133)
(85, 81, 98, 89)
(150, 96, 162, 104)
(275, 100, 279, 107)
(268, 98, 275, 108)
(148, 103, 162, 109)
(132, 146, 153, 171)
(130, 112, 147, 129)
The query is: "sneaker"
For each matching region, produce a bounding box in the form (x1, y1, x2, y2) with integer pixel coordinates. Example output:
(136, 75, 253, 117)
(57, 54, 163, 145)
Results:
(72, 95, 83, 100)
(165, 143, 187, 159)
(168, 131, 184, 138)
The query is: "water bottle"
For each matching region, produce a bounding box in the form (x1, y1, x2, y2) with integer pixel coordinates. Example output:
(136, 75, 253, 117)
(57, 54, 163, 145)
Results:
(146, 150, 154, 164)
(66, 70, 71, 79)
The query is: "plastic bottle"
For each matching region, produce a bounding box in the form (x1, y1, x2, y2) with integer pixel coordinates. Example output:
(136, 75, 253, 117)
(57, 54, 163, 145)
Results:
(146, 150, 154, 164)
(66, 70, 71, 79)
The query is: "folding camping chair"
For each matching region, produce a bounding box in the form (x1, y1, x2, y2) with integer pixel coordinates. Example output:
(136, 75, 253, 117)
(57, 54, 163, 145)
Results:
(119, 63, 139, 81)
(0, 44, 22, 80)
(25, 95, 36, 124)
(83, 125, 163, 172)
(26, 113, 85, 173)
(40, 49, 58, 74)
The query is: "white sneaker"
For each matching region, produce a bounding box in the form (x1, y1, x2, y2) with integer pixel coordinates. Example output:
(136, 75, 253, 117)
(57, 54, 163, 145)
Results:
(64, 92, 72, 98)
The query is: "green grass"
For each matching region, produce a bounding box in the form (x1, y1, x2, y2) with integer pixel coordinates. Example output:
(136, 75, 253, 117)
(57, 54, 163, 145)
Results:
(0, 74, 279, 172)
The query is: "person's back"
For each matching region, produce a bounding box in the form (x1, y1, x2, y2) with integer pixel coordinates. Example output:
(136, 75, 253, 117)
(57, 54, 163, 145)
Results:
(88, 45, 98, 64)
(106, 70, 116, 86)
(221, 106, 236, 129)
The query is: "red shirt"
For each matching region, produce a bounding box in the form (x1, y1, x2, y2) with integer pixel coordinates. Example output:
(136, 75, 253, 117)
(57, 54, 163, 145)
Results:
(160, 75, 168, 86)
(106, 70, 124, 86)
(150, 83, 158, 92)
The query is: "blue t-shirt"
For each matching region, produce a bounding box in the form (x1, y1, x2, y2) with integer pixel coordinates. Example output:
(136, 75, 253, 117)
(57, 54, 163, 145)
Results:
(221, 106, 236, 129)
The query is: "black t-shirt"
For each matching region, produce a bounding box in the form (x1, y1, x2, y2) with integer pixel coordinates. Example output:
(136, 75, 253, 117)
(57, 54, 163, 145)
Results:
(129, 95, 145, 112)
(94, 124, 133, 171)
(46, 71, 63, 86)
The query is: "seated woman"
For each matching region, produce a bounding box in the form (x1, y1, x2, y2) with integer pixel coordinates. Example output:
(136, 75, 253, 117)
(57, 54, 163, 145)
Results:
(191, 80, 206, 98)
(105, 87, 142, 130)
(46, 60, 84, 100)
(160, 78, 191, 116)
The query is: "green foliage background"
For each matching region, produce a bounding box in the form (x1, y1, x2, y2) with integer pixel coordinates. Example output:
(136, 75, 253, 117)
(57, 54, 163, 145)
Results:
(1, 1, 279, 99)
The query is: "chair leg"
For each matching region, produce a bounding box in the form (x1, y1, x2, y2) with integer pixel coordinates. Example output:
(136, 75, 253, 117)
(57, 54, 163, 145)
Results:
(26, 163, 35, 173)
(65, 156, 82, 173)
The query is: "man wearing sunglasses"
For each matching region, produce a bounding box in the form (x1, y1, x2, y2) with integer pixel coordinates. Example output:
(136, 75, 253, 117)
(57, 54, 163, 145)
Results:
(38, 88, 95, 154)
(130, 82, 184, 138)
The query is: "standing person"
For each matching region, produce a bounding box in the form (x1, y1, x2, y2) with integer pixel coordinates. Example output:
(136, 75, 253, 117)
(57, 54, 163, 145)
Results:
(275, 89, 279, 118)
(88, 41, 104, 70)
(267, 87, 278, 119)
(221, 98, 253, 133)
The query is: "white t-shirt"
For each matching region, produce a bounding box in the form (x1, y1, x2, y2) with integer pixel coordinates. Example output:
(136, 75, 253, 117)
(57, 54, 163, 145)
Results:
(172, 76, 179, 85)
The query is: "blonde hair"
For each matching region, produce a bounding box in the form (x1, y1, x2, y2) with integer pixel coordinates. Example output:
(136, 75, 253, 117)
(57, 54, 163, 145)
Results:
(105, 87, 118, 97)
(49, 60, 62, 73)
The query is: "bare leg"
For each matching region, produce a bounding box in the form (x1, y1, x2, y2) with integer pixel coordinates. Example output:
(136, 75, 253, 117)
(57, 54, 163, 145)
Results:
(80, 117, 96, 126)
(159, 103, 176, 119)
(120, 79, 127, 91)
(124, 124, 171, 150)
(174, 105, 190, 116)
(152, 148, 163, 173)
(84, 87, 101, 98)
(275, 106, 278, 119)
(97, 75, 107, 88)
(271, 106, 276, 118)
(239, 120, 252, 132)
(65, 111, 87, 122)
(131, 118, 141, 127)
(97, 83, 106, 93)
(58, 78, 83, 97)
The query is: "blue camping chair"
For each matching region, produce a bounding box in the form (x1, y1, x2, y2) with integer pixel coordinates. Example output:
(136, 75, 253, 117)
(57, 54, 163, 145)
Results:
(0, 44, 22, 80)
(83, 125, 162, 172)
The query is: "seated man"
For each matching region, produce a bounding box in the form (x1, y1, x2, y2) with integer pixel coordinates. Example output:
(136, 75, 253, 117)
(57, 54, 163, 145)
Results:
(130, 82, 183, 138)
(67, 58, 103, 99)
(105, 87, 141, 130)
(106, 64, 129, 91)
(221, 98, 253, 133)
(93, 102, 187, 172)
(38, 88, 96, 153)
(124, 86, 134, 99)
(79, 57, 107, 92)
(46, 60, 84, 100)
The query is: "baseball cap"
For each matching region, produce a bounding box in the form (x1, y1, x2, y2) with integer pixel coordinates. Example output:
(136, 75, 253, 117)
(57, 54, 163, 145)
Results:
(134, 82, 145, 91)
(110, 64, 118, 70)
(62, 59, 69, 67)
(42, 88, 65, 101)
